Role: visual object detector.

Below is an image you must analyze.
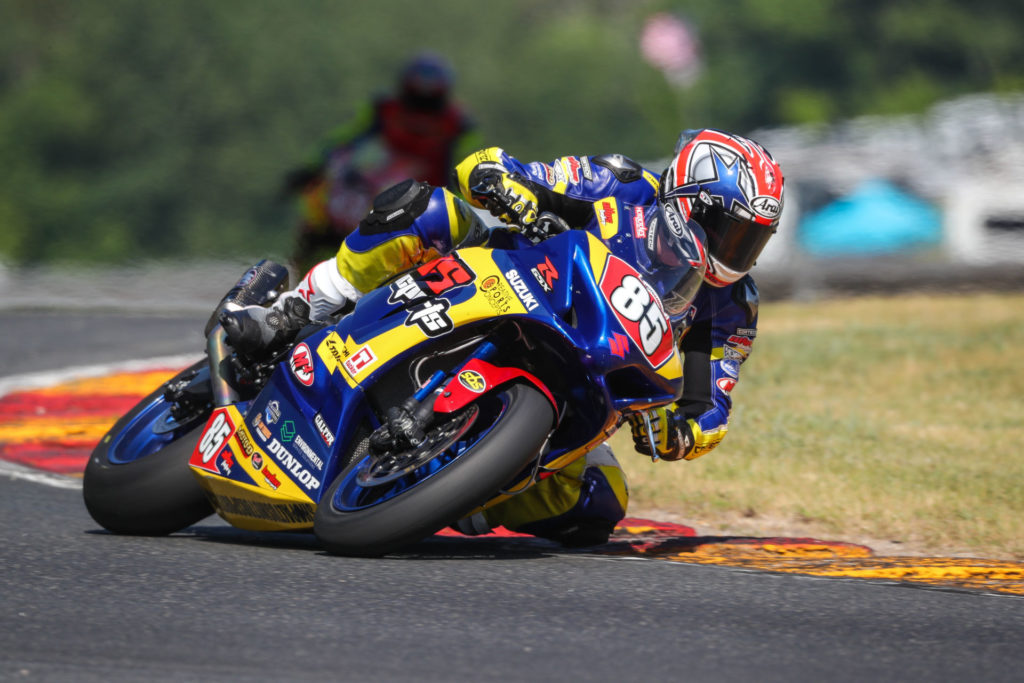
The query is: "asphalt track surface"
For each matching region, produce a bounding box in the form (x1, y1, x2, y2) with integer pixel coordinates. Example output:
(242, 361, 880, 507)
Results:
(2, 311, 1023, 682)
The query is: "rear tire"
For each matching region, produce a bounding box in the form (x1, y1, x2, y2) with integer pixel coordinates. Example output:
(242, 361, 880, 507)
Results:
(83, 361, 214, 535)
(314, 383, 553, 556)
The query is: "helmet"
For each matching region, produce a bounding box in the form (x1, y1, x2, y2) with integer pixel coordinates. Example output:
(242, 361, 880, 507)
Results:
(660, 129, 784, 287)
(398, 53, 453, 111)
(643, 202, 707, 321)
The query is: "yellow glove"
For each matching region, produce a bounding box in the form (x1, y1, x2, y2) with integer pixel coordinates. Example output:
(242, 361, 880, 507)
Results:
(467, 170, 538, 228)
(627, 405, 695, 461)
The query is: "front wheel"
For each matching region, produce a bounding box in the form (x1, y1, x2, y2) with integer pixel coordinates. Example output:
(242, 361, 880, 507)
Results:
(314, 383, 554, 556)
(83, 361, 215, 535)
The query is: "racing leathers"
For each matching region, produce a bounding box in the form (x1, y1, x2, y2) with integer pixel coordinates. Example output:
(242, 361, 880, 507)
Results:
(453, 147, 760, 462)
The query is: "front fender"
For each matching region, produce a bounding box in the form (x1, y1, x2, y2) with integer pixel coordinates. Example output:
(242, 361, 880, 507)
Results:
(432, 358, 558, 418)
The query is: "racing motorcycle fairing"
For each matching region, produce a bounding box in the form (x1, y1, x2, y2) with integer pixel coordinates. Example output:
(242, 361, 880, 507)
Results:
(432, 358, 557, 417)
(188, 229, 685, 532)
(188, 405, 320, 530)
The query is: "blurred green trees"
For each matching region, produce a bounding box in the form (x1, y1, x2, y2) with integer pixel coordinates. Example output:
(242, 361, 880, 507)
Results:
(1, 0, 1022, 264)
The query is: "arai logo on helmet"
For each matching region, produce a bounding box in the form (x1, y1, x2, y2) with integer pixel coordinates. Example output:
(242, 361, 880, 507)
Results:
(751, 195, 781, 219)
(662, 202, 686, 237)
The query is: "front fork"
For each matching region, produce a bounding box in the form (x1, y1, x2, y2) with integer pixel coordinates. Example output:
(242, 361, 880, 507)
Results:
(206, 324, 239, 407)
(368, 342, 499, 453)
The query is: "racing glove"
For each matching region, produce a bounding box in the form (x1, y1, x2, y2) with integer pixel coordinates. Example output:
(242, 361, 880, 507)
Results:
(467, 169, 539, 228)
(628, 405, 696, 461)
(524, 211, 570, 244)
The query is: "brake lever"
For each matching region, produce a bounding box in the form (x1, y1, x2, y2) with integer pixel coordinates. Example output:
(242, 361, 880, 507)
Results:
(640, 411, 661, 462)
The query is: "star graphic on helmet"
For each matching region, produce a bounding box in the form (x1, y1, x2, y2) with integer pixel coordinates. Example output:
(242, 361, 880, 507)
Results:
(664, 146, 752, 214)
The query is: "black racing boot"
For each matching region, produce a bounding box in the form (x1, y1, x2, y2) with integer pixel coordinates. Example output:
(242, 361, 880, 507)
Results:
(219, 293, 311, 359)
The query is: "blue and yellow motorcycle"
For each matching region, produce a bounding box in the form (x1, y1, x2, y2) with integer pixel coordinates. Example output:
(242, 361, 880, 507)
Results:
(84, 213, 686, 556)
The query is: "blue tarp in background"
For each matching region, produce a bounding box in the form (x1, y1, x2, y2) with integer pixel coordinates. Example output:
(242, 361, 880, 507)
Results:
(798, 180, 942, 256)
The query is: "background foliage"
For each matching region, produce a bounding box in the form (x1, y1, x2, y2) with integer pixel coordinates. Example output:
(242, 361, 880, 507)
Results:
(2, 0, 1023, 264)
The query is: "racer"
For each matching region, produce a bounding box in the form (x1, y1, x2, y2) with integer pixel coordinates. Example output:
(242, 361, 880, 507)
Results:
(283, 53, 482, 270)
(223, 129, 785, 547)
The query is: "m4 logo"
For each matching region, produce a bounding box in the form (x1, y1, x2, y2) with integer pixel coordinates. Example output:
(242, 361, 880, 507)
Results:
(290, 343, 315, 386)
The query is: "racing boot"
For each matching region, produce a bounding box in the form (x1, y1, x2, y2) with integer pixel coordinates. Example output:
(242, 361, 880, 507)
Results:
(220, 257, 361, 358)
(219, 292, 311, 359)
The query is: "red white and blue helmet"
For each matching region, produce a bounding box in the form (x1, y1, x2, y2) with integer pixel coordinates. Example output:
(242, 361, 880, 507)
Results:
(660, 129, 784, 287)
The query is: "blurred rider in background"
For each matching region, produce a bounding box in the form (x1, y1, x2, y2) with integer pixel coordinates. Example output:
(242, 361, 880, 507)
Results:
(228, 129, 784, 547)
(283, 52, 482, 271)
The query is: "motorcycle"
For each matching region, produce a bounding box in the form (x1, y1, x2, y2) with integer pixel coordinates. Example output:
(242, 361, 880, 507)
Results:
(83, 217, 684, 556)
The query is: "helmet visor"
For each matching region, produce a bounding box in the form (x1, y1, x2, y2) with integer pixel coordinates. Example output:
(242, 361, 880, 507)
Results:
(700, 203, 775, 275)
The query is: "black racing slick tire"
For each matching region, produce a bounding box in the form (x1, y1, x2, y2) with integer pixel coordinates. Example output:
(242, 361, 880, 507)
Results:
(314, 383, 554, 557)
(83, 361, 214, 535)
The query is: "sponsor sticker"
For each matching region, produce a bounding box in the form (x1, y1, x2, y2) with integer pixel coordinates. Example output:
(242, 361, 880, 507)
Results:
(251, 414, 272, 441)
(479, 275, 514, 314)
(217, 449, 234, 476)
(458, 370, 486, 393)
(505, 269, 539, 312)
(404, 298, 455, 337)
(595, 198, 619, 236)
(266, 437, 321, 491)
(261, 466, 280, 490)
(530, 256, 558, 293)
(632, 206, 647, 240)
(580, 156, 594, 181)
(280, 420, 296, 443)
(561, 156, 583, 184)
(236, 429, 257, 458)
(343, 345, 377, 377)
(725, 334, 754, 359)
(293, 434, 324, 471)
(543, 164, 556, 185)
(289, 343, 315, 386)
(314, 413, 336, 448)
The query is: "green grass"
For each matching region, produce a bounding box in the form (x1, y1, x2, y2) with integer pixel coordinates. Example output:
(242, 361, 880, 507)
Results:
(611, 292, 1024, 559)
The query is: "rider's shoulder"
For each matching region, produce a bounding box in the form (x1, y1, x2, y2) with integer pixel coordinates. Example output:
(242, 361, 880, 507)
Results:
(591, 154, 646, 183)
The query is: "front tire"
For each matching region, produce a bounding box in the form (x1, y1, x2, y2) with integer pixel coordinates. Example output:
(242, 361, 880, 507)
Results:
(83, 361, 214, 535)
(314, 383, 554, 556)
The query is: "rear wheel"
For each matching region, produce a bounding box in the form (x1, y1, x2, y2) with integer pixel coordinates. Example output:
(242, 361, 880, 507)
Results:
(83, 361, 215, 535)
(314, 383, 554, 556)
